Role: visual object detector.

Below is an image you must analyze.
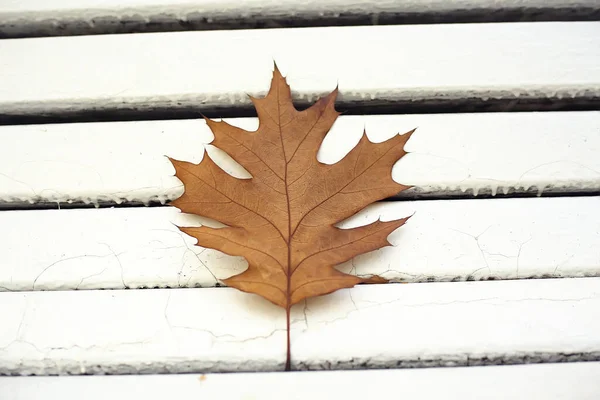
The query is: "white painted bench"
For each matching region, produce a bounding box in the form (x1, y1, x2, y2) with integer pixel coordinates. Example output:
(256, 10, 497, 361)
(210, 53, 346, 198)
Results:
(1, 1, 599, 398)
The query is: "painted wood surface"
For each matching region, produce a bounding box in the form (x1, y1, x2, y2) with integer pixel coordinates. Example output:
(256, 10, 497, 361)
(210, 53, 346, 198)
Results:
(1, 2, 597, 383)
(1, 22, 598, 120)
(2, 0, 598, 39)
(2, 362, 600, 399)
(0, 0, 600, 37)
(1, 196, 598, 291)
(1, 278, 599, 374)
(2, 112, 599, 206)
(4, 0, 597, 15)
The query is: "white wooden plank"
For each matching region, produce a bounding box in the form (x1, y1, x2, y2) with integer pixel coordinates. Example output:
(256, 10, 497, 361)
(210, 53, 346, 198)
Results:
(2, 0, 597, 39)
(0, 278, 598, 374)
(2, 112, 599, 206)
(2, 362, 600, 400)
(3, 0, 597, 16)
(0, 22, 598, 117)
(1, 196, 598, 292)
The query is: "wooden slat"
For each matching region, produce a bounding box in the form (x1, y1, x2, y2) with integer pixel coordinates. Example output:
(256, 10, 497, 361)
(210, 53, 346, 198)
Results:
(2, 112, 600, 207)
(1, 196, 599, 292)
(0, 278, 598, 375)
(2, 362, 600, 399)
(1, 22, 598, 123)
(1, 0, 599, 38)
(4, 0, 599, 17)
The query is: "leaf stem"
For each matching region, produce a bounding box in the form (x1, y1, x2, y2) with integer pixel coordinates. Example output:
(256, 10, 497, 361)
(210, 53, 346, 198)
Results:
(285, 306, 291, 371)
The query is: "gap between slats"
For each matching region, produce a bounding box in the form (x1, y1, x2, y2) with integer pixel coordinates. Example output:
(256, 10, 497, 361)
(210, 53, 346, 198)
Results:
(2, 93, 600, 126)
(2, 189, 600, 211)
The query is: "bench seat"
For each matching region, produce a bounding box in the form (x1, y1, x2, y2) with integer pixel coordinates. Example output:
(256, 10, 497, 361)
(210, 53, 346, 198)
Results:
(0, 1, 598, 398)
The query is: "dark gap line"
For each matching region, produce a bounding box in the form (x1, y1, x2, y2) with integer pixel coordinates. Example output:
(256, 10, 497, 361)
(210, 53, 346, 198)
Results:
(5, 275, 598, 293)
(2, 96, 599, 126)
(4, 352, 600, 376)
(396, 188, 600, 201)
(1, 191, 599, 212)
(1, 7, 599, 39)
(293, 353, 600, 372)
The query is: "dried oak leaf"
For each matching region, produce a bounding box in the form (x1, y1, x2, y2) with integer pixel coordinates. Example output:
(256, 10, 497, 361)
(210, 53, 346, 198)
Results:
(169, 65, 414, 369)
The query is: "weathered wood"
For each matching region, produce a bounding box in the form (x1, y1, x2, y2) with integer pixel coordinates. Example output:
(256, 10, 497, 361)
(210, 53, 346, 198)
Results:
(1, 22, 599, 124)
(0, 278, 598, 375)
(1, 196, 598, 291)
(1, 0, 599, 38)
(1, 112, 599, 207)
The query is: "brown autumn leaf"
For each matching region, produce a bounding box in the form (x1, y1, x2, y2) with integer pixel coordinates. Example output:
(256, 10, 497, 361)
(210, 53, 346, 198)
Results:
(168, 65, 414, 370)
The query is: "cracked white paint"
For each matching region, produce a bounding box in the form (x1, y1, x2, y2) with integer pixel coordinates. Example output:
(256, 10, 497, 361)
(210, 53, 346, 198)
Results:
(0, 196, 599, 291)
(0, 288, 285, 375)
(0, 119, 206, 206)
(0, 23, 598, 112)
(293, 278, 600, 370)
(1, 112, 600, 205)
(2, 362, 600, 400)
(0, 278, 598, 375)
